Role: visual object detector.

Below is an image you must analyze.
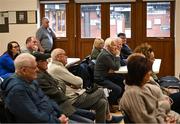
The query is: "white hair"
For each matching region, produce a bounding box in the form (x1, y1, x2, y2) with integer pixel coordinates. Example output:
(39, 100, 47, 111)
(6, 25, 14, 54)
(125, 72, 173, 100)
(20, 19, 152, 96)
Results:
(51, 48, 64, 61)
(104, 37, 116, 48)
(14, 53, 36, 70)
(114, 37, 122, 43)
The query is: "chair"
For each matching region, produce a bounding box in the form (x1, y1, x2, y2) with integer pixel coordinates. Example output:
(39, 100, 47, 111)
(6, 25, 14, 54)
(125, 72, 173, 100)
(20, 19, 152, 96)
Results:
(0, 77, 16, 123)
(121, 110, 133, 123)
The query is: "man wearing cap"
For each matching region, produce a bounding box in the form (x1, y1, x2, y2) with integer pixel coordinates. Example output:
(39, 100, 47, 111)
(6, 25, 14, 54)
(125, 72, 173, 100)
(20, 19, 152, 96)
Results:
(34, 52, 95, 123)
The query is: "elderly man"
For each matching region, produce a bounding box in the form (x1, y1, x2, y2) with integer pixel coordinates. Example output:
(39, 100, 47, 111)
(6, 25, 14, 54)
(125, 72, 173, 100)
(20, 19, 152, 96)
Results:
(48, 48, 123, 123)
(21, 36, 44, 53)
(94, 37, 124, 108)
(34, 52, 95, 123)
(0, 53, 68, 123)
(36, 17, 56, 53)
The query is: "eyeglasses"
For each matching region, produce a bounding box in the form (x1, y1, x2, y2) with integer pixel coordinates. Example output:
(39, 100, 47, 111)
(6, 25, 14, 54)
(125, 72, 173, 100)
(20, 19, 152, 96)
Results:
(22, 66, 37, 70)
(13, 46, 19, 48)
(58, 53, 67, 57)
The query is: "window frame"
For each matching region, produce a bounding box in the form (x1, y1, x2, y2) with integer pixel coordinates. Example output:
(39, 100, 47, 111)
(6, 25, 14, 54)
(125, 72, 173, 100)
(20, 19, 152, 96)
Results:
(142, 1, 175, 41)
(80, 4, 102, 38)
(40, 3, 68, 40)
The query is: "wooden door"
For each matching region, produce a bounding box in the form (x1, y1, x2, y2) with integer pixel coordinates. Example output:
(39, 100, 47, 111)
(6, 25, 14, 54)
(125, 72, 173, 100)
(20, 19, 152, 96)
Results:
(40, 0, 175, 77)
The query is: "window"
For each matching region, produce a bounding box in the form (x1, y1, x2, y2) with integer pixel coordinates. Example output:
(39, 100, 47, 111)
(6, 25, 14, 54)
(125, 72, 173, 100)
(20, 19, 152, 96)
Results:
(146, 2, 170, 37)
(45, 4, 66, 37)
(81, 4, 101, 38)
(110, 4, 131, 38)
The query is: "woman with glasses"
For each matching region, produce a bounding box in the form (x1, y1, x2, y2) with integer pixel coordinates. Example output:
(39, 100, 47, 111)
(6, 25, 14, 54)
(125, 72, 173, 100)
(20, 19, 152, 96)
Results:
(134, 43, 157, 81)
(134, 43, 180, 114)
(0, 41, 21, 79)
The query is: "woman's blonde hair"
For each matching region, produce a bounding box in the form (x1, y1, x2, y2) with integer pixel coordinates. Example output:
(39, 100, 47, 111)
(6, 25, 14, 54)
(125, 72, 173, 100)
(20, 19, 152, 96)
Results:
(93, 38, 104, 48)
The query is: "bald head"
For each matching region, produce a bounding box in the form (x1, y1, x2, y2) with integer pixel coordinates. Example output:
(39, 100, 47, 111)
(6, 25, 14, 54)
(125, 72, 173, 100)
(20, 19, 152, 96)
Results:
(41, 17, 49, 28)
(51, 48, 67, 65)
(51, 48, 64, 60)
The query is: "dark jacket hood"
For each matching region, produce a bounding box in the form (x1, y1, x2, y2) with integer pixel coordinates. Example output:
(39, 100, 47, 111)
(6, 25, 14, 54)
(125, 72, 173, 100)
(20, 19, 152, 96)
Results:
(1, 74, 20, 95)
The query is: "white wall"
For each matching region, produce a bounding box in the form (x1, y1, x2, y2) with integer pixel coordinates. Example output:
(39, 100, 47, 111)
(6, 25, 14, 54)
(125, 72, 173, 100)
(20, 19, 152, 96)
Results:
(0, 0, 38, 54)
(175, 0, 180, 77)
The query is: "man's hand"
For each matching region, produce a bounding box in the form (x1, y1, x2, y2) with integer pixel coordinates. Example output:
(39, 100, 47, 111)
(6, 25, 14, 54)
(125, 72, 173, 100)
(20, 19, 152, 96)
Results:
(165, 115, 176, 124)
(59, 114, 69, 124)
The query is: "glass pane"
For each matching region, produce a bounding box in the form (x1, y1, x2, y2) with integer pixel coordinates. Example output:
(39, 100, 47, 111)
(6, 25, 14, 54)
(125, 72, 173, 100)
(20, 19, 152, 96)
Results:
(146, 2, 170, 37)
(81, 4, 101, 38)
(110, 4, 131, 38)
(45, 4, 66, 37)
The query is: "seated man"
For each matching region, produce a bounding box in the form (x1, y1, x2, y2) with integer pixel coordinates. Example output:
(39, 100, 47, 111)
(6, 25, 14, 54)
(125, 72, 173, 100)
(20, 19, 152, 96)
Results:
(94, 37, 124, 106)
(0, 53, 68, 123)
(21, 36, 44, 53)
(34, 52, 95, 123)
(48, 48, 123, 123)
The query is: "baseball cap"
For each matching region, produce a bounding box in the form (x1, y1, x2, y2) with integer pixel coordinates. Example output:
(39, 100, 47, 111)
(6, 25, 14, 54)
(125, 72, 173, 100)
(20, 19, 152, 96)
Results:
(32, 52, 50, 61)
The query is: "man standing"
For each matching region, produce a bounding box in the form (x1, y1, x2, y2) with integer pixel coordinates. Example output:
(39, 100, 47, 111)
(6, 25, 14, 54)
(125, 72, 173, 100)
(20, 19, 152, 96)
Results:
(36, 17, 56, 53)
(0, 53, 68, 123)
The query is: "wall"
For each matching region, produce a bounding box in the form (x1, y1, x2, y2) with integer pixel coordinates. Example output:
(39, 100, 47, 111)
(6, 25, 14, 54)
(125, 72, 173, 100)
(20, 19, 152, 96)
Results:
(175, 0, 180, 77)
(0, 0, 38, 54)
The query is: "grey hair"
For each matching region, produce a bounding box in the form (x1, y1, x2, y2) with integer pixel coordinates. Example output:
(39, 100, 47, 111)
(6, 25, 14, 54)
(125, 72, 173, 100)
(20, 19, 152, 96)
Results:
(14, 53, 36, 70)
(51, 48, 64, 61)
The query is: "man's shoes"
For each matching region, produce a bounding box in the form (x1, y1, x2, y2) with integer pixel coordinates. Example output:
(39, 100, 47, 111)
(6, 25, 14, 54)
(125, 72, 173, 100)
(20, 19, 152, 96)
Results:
(106, 115, 124, 123)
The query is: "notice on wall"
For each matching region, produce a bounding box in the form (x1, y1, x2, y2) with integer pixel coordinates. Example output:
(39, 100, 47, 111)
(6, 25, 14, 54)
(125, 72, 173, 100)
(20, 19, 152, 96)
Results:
(0, 12, 9, 33)
(16, 11, 27, 24)
(27, 11, 36, 24)
(9, 11, 16, 24)
(0, 15, 5, 24)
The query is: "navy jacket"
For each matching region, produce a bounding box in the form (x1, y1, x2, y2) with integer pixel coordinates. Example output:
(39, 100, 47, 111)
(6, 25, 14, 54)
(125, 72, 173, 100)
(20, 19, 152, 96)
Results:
(120, 44, 132, 59)
(1, 74, 62, 123)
